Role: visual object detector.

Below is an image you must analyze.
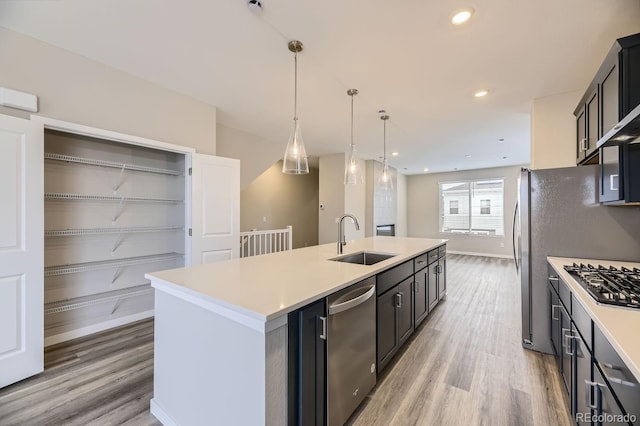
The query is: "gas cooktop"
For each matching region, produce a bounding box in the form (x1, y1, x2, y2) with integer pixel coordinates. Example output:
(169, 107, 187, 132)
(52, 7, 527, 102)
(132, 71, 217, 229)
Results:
(563, 263, 640, 309)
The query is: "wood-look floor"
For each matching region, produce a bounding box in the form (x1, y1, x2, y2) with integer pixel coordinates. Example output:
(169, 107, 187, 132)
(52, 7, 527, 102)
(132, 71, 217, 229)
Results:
(0, 254, 572, 426)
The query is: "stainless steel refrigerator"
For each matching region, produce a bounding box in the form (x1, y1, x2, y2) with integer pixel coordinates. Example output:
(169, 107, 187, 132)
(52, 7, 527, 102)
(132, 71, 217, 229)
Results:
(515, 165, 640, 354)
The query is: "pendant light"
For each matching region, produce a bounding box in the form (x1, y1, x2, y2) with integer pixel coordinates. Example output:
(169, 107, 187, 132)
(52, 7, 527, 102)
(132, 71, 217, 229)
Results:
(344, 89, 364, 184)
(282, 40, 309, 174)
(379, 114, 394, 191)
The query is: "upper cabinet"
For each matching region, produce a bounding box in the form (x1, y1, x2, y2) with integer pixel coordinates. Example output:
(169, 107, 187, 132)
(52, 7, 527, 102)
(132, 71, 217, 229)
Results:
(574, 32, 640, 165)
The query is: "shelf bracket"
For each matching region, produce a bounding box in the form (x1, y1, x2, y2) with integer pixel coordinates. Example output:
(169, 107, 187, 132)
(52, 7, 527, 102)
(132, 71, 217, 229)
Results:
(111, 298, 122, 315)
(111, 197, 126, 223)
(113, 164, 127, 192)
(111, 266, 124, 284)
(111, 234, 125, 253)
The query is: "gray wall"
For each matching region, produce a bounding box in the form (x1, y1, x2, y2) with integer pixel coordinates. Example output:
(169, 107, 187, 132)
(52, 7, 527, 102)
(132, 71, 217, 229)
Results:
(241, 161, 319, 249)
(0, 28, 217, 153)
(407, 165, 524, 257)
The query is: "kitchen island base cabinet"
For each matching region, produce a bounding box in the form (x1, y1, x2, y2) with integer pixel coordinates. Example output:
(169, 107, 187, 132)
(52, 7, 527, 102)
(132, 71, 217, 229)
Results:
(287, 299, 326, 426)
(151, 291, 288, 426)
(377, 274, 414, 373)
(413, 267, 428, 326)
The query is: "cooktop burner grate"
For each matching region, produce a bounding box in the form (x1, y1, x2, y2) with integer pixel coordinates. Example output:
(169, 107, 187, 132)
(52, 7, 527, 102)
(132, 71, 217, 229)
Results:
(563, 263, 640, 309)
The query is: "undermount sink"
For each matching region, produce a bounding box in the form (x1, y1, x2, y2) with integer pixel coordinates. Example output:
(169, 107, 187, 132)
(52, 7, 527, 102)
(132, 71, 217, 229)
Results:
(330, 251, 397, 265)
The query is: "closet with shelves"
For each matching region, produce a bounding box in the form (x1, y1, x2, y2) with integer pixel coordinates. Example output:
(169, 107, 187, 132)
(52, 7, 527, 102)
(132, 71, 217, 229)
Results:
(1, 114, 239, 386)
(43, 129, 188, 344)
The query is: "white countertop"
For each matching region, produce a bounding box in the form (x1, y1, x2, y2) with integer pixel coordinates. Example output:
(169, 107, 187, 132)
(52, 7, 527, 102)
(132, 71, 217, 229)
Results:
(147, 237, 446, 329)
(548, 257, 640, 381)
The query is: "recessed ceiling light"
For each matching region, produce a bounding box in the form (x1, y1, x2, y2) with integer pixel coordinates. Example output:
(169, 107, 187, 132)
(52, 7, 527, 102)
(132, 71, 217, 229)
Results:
(498, 138, 505, 143)
(423, 167, 430, 172)
(451, 8, 474, 25)
(474, 90, 489, 98)
(391, 151, 399, 156)
(502, 156, 508, 159)
(464, 154, 472, 158)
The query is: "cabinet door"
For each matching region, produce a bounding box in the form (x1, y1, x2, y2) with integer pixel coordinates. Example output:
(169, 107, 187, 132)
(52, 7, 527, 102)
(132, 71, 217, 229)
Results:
(549, 287, 561, 359)
(0, 115, 43, 388)
(428, 263, 438, 311)
(573, 334, 592, 425)
(289, 299, 326, 426)
(586, 90, 599, 159)
(377, 289, 398, 371)
(576, 106, 587, 163)
(601, 62, 619, 136)
(438, 257, 447, 299)
(397, 277, 414, 346)
(560, 307, 572, 394)
(593, 367, 625, 425)
(190, 154, 240, 265)
(414, 269, 428, 326)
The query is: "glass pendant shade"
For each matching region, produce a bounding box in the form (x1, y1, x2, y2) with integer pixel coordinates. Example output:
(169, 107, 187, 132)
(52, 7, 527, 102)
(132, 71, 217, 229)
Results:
(344, 144, 364, 184)
(282, 118, 309, 174)
(378, 114, 393, 191)
(379, 159, 394, 191)
(282, 40, 309, 175)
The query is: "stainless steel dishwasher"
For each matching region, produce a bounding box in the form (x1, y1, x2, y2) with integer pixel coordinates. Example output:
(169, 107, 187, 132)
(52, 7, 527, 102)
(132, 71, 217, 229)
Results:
(325, 276, 376, 426)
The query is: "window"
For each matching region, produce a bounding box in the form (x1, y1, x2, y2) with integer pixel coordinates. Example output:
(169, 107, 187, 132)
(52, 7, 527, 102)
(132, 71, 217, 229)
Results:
(439, 179, 504, 236)
(480, 199, 491, 215)
(449, 200, 459, 214)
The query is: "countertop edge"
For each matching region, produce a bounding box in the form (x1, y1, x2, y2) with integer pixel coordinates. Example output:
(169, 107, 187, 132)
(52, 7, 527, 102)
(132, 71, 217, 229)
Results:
(547, 256, 640, 382)
(147, 238, 446, 330)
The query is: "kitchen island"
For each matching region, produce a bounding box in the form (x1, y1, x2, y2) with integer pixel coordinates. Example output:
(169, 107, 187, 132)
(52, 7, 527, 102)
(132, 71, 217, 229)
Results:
(146, 236, 446, 426)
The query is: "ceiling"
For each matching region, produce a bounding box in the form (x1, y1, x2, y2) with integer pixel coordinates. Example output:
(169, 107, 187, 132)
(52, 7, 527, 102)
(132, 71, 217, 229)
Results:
(1, 0, 640, 174)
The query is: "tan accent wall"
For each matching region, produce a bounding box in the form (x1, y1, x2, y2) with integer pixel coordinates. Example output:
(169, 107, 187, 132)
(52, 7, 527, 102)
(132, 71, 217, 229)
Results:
(241, 161, 319, 249)
(0, 28, 216, 153)
(216, 124, 285, 190)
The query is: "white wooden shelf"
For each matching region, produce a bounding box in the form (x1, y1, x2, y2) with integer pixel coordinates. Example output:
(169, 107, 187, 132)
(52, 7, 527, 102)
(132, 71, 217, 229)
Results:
(44, 193, 183, 203)
(44, 253, 183, 277)
(44, 284, 153, 315)
(44, 152, 182, 176)
(45, 226, 183, 237)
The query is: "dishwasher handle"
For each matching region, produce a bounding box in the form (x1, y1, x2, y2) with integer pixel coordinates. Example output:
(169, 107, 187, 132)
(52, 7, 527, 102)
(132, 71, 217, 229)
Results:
(328, 285, 376, 315)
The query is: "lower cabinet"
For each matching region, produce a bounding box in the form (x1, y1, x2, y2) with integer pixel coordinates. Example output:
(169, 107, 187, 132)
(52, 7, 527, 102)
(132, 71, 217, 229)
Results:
(548, 264, 638, 426)
(377, 276, 414, 372)
(287, 299, 326, 426)
(438, 256, 447, 299)
(428, 262, 439, 311)
(413, 266, 428, 326)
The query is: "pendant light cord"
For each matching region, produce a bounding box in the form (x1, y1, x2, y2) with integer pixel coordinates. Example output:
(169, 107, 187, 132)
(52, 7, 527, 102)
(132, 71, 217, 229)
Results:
(294, 51, 298, 121)
(383, 118, 387, 161)
(350, 93, 354, 148)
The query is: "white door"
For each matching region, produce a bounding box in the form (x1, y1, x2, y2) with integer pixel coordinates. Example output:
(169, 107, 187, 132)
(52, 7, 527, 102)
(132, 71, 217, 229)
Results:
(0, 114, 43, 388)
(191, 154, 239, 265)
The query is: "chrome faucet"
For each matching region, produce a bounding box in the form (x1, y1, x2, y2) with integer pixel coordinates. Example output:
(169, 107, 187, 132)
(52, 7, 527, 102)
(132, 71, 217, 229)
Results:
(337, 214, 360, 254)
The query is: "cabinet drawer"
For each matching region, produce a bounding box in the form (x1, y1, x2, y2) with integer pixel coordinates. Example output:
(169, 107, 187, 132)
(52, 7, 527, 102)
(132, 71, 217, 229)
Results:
(377, 260, 413, 295)
(594, 324, 640, 420)
(414, 253, 429, 272)
(427, 249, 439, 265)
(559, 277, 571, 312)
(571, 297, 592, 351)
(438, 245, 446, 259)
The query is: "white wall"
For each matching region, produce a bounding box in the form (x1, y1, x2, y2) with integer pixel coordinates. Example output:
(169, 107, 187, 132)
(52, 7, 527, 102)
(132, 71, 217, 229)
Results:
(0, 28, 217, 153)
(396, 172, 407, 237)
(531, 90, 582, 170)
(216, 124, 284, 190)
(407, 165, 524, 258)
(318, 153, 367, 245)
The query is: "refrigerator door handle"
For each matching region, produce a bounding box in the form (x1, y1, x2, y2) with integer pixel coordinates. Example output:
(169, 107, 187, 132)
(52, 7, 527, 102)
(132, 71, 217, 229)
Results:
(512, 201, 519, 272)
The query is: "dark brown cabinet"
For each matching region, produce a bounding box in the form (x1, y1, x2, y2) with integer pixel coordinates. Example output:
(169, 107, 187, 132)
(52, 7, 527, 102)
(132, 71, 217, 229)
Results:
(575, 32, 640, 165)
(413, 266, 428, 326)
(376, 276, 414, 372)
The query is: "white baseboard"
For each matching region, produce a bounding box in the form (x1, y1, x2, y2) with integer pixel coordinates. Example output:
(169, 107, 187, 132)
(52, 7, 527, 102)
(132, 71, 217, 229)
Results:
(447, 250, 513, 259)
(44, 310, 154, 347)
(150, 399, 177, 426)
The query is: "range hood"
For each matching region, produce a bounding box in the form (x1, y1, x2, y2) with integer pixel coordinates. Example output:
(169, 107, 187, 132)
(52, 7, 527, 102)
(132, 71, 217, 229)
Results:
(598, 102, 640, 147)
